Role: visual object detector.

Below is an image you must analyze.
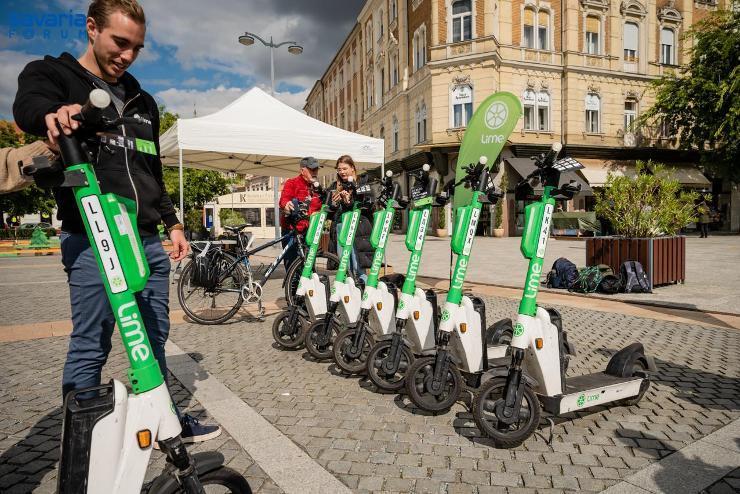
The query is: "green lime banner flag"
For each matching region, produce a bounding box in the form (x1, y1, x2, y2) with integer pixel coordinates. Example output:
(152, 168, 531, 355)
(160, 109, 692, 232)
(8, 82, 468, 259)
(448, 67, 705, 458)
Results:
(454, 92, 522, 208)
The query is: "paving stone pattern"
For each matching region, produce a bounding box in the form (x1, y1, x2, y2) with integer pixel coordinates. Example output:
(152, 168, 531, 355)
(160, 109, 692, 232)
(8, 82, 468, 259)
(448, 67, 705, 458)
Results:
(701, 467, 740, 494)
(169, 293, 740, 494)
(0, 336, 281, 493)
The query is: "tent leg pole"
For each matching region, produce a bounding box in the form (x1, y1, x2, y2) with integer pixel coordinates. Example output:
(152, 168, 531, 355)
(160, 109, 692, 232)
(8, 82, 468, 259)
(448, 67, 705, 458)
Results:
(179, 149, 184, 224)
(274, 176, 280, 240)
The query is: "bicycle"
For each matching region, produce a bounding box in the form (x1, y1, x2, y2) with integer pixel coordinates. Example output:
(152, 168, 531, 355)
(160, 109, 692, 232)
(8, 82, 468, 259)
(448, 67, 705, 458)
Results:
(177, 202, 354, 325)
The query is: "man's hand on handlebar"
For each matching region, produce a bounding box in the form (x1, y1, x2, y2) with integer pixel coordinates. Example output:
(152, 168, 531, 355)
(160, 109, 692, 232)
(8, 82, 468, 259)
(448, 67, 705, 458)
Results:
(45, 104, 83, 146)
(284, 201, 295, 214)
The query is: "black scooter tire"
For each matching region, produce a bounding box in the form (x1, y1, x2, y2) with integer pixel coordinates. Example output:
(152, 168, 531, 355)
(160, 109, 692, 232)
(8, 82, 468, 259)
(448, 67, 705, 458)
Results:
(304, 318, 340, 360)
(405, 356, 463, 413)
(157, 466, 252, 493)
(333, 327, 374, 375)
(272, 311, 305, 350)
(366, 340, 414, 392)
(472, 377, 541, 449)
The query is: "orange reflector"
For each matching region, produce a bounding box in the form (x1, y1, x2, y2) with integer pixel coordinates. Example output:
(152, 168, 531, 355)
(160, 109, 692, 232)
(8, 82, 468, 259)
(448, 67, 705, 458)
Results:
(460, 323, 467, 333)
(137, 429, 152, 449)
(535, 338, 543, 349)
(413, 311, 420, 320)
(376, 302, 383, 311)
(308, 289, 314, 297)
(343, 296, 350, 303)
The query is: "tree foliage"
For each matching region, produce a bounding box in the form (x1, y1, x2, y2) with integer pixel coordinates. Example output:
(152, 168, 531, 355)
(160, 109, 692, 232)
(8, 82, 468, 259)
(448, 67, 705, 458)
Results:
(594, 161, 701, 238)
(639, 7, 740, 180)
(157, 105, 236, 230)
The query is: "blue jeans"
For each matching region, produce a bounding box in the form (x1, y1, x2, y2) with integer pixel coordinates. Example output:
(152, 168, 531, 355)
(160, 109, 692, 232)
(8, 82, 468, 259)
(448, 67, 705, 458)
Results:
(336, 223, 366, 283)
(60, 233, 172, 400)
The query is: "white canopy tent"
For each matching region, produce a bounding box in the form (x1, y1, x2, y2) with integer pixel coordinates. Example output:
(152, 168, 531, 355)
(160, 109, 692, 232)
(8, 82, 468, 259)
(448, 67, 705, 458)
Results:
(159, 87, 385, 236)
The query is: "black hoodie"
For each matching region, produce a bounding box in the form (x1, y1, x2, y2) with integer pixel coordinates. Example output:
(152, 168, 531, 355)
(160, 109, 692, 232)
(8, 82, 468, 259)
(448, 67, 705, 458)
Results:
(13, 52, 179, 236)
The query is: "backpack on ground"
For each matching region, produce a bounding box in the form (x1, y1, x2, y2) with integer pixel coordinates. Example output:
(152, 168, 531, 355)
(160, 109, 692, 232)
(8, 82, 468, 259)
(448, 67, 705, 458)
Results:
(620, 260, 652, 293)
(547, 257, 579, 289)
(598, 274, 623, 294)
(190, 244, 224, 290)
(570, 266, 603, 293)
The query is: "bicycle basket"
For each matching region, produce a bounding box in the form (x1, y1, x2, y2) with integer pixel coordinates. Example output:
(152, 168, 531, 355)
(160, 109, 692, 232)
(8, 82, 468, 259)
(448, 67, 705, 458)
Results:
(190, 247, 223, 290)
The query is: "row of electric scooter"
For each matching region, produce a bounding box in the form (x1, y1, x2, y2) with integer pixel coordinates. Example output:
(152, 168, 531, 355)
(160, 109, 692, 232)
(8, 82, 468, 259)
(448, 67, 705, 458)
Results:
(271, 144, 656, 449)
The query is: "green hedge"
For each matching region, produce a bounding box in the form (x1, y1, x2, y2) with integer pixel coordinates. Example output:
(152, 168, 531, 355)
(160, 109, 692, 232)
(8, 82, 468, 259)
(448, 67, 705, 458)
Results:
(0, 228, 57, 240)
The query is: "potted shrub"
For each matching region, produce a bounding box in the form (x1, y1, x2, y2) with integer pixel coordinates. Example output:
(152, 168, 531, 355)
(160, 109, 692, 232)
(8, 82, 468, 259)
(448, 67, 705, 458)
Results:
(436, 207, 448, 237)
(587, 161, 700, 287)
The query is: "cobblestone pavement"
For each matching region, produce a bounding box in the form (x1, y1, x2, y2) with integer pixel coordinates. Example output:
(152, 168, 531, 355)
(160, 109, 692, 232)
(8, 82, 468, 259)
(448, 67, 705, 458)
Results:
(702, 467, 740, 494)
(168, 294, 740, 493)
(0, 335, 282, 493)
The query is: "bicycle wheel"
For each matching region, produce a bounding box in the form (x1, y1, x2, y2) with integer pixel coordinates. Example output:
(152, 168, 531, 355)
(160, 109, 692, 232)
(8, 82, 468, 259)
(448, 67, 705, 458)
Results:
(284, 251, 349, 305)
(177, 252, 245, 325)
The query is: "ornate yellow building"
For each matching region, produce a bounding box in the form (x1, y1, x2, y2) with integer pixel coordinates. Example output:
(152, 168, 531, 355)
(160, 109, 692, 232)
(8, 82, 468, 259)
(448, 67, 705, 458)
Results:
(306, 0, 736, 235)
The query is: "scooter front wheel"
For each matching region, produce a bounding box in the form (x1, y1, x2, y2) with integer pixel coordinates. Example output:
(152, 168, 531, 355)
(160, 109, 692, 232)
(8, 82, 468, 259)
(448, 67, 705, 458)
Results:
(367, 340, 414, 392)
(405, 356, 462, 413)
(150, 466, 251, 493)
(333, 327, 375, 375)
(472, 377, 541, 449)
(272, 310, 305, 350)
(304, 318, 340, 360)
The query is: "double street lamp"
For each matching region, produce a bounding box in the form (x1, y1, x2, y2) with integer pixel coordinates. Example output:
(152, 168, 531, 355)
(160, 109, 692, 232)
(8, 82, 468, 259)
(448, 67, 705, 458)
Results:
(238, 31, 304, 238)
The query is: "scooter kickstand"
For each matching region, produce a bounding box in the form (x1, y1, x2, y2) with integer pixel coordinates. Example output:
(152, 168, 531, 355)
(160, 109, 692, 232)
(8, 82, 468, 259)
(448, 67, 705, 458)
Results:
(545, 417, 555, 445)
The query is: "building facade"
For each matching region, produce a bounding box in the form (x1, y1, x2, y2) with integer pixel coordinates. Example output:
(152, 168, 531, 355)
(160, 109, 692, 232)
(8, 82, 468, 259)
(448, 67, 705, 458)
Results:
(305, 0, 738, 235)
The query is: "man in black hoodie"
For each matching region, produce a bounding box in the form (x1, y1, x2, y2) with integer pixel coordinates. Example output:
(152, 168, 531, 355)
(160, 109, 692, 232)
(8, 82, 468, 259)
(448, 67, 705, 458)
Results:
(13, 0, 219, 444)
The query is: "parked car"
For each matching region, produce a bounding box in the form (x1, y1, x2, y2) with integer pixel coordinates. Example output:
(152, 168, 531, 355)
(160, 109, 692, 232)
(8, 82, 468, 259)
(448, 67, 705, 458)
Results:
(18, 222, 58, 236)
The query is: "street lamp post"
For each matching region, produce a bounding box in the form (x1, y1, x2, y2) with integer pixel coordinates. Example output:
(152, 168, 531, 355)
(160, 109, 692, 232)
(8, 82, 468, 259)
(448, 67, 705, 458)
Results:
(238, 32, 303, 239)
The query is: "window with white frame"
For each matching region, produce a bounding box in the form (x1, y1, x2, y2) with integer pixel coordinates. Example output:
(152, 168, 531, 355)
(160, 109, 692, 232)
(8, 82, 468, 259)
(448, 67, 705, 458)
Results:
(585, 15, 600, 54)
(523, 7, 535, 48)
(366, 78, 373, 108)
(391, 0, 397, 20)
(366, 22, 373, 52)
(624, 99, 637, 131)
(660, 28, 675, 65)
(623, 22, 639, 62)
(380, 125, 385, 140)
(421, 103, 427, 142)
(452, 0, 473, 42)
(413, 25, 427, 71)
(378, 10, 384, 40)
(585, 93, 601, 133)
(377, 67, 384, 105)
(451, 84, 473, 128)
(392, 116, 399, 151)
(415, 106, 421, 143)
(537, 10, 550, 50)
(522, 89, 550, 131)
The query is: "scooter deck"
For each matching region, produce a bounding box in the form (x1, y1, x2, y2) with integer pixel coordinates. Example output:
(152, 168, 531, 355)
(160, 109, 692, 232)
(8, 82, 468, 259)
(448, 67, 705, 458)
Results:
(539, 372, 645, 414)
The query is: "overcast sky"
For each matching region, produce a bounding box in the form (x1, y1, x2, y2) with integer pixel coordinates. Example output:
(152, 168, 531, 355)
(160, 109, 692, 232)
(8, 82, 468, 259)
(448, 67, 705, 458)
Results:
(0, 0, 365, 121)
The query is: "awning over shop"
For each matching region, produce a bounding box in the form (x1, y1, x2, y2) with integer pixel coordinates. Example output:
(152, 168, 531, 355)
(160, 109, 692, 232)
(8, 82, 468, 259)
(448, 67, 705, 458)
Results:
(504, 157, 592, 195)
(578, 159, 710, 188)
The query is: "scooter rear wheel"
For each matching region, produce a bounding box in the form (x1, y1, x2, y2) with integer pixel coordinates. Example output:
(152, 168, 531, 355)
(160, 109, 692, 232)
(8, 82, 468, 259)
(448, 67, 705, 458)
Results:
(333, 327, 375, 375)
(472, 377, 541, 449)
(405, 356, 462, 413)
(304, 318, 341, 360)
(618, 359, 649, 406)
(271, 311, 305, 350)
(366, 340, 414, 392)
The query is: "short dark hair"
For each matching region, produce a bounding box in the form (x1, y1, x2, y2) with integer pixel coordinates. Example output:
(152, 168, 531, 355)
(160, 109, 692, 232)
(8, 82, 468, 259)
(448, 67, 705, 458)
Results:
(88, 0, 146, 30)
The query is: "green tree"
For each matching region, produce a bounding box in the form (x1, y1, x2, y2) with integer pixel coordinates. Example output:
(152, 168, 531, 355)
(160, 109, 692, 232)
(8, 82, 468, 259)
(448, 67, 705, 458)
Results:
(157, 106, 235, 231)
(594, 161, 700, 238)
(639, 7, 740, 180)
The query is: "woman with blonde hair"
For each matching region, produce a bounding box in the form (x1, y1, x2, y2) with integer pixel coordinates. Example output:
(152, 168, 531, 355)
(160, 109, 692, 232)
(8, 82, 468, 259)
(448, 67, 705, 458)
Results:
(330, 155, 372, 282)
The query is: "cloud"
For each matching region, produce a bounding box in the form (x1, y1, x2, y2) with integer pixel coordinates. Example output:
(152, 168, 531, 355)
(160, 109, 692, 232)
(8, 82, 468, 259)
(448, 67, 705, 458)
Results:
(154, 84, 311, 117)
(0, 50, 39, 119)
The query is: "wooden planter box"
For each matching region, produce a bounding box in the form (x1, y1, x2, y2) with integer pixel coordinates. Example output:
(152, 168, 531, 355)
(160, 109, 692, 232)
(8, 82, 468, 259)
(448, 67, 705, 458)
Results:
(585, 236, 686, 288)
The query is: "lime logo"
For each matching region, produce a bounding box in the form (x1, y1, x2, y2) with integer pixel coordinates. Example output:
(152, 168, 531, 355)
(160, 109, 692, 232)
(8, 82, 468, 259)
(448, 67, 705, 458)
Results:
(331, 286, 336, 294)
(485, 101, 508, 130)
(513, 323, 524, 337)
(577, 394, 585, 407)
(362, 292, 369, 301)
(398, 300, 405, 310)
(441, 309, 451, 322)
(111, 276, 124, 288)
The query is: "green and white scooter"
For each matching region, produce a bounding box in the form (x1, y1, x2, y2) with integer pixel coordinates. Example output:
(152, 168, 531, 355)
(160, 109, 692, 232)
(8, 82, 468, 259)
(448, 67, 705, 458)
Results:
(272, 184, 333, 349)
(365, 164, 448, 390)
(332, 171, 406, 374)
(21, 90, 249, 493)
(303, 176, 369, 359)
(472, 143, 656, 448)
(404, 157, 506, 412)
